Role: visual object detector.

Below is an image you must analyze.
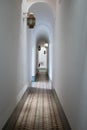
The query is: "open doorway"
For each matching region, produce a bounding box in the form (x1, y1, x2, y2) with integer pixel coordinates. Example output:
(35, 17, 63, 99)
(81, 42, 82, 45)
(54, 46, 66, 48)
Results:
(32, 41, 52, 89)
(36, 42, 49, 81)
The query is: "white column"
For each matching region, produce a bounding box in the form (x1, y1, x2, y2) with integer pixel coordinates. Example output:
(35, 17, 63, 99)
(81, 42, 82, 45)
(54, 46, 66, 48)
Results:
(22, 18, 28, 82)
(32, 37, 37, 82)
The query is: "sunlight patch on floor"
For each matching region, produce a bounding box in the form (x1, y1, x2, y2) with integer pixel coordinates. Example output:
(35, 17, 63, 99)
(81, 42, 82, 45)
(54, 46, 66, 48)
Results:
(32, 81, 52, 90)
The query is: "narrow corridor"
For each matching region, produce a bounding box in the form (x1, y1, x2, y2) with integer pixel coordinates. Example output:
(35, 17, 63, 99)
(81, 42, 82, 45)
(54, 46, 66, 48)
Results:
(1, 0, 87, 130)
(3, 74, 71, 130)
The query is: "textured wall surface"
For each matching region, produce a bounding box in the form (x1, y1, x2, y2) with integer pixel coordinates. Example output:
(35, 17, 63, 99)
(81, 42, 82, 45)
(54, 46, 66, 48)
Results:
(53, 0, 87, 130)
(0, 1, 30, 129)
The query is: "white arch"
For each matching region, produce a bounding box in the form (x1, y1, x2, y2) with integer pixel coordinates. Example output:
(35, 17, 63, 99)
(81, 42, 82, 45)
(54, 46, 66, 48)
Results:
(34, 24, 53, 43)
(22, 0, 55, 81)
(22, 0, 56, 17)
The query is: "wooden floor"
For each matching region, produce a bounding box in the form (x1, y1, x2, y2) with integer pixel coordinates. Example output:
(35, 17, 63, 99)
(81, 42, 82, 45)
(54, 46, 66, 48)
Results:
(32, 73, 52, 90)
(3, 73, 71, 130)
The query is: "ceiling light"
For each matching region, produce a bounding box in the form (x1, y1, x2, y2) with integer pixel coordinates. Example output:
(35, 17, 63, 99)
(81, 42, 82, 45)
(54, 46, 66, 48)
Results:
(44, 43, 48, 47)
(27, 13, 36, 29)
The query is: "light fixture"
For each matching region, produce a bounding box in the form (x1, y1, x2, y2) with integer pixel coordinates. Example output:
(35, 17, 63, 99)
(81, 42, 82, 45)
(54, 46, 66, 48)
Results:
(44, 43, 48, 48)
(27, 13, 36, 29)
(23, 12, 36, 29)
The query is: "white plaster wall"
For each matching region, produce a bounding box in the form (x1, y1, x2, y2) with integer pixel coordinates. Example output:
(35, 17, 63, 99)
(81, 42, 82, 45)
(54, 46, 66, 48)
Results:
(79, 7, 87, 129)
(27, 29, 33, 82)
(22, 0, 56, 17)
(32, 42, 37, 77)
(53, 0, 87, 130)
(49, 39, 53, 81)
(0, 0, 30, 129)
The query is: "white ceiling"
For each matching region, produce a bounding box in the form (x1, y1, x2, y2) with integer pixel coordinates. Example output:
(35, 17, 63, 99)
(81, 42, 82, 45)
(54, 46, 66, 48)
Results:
(29, 2, 54, 28)
(22, 0, 56, 44)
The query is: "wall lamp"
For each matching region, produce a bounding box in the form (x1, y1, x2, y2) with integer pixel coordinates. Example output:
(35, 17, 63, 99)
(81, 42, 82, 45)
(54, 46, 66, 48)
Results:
(23, 12, 36, 29)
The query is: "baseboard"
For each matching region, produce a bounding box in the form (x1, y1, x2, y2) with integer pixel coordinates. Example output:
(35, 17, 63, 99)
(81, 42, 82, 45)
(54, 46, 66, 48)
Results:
(2, 82, 29, 130)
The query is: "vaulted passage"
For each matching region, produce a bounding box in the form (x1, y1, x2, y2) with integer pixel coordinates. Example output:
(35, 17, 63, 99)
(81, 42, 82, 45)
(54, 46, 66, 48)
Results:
(1, 0, 87, 130)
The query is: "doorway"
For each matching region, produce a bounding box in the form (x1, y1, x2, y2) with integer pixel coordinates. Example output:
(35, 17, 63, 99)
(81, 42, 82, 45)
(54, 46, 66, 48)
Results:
(36, 42, 49, 81)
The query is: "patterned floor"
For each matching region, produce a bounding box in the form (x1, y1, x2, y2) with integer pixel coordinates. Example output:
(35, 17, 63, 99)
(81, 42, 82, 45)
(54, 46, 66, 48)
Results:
(3, 73, 71, 130)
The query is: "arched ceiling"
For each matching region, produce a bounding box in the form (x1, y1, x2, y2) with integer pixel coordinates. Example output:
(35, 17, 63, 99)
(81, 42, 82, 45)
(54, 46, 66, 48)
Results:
(22, 0, 57, 16)
(28, 2, 54, 44)
(28, 2, 54, 28)
(36, 29, 49, 44)
(34, 24, 51, 45)
(22, 0, 56, 45)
